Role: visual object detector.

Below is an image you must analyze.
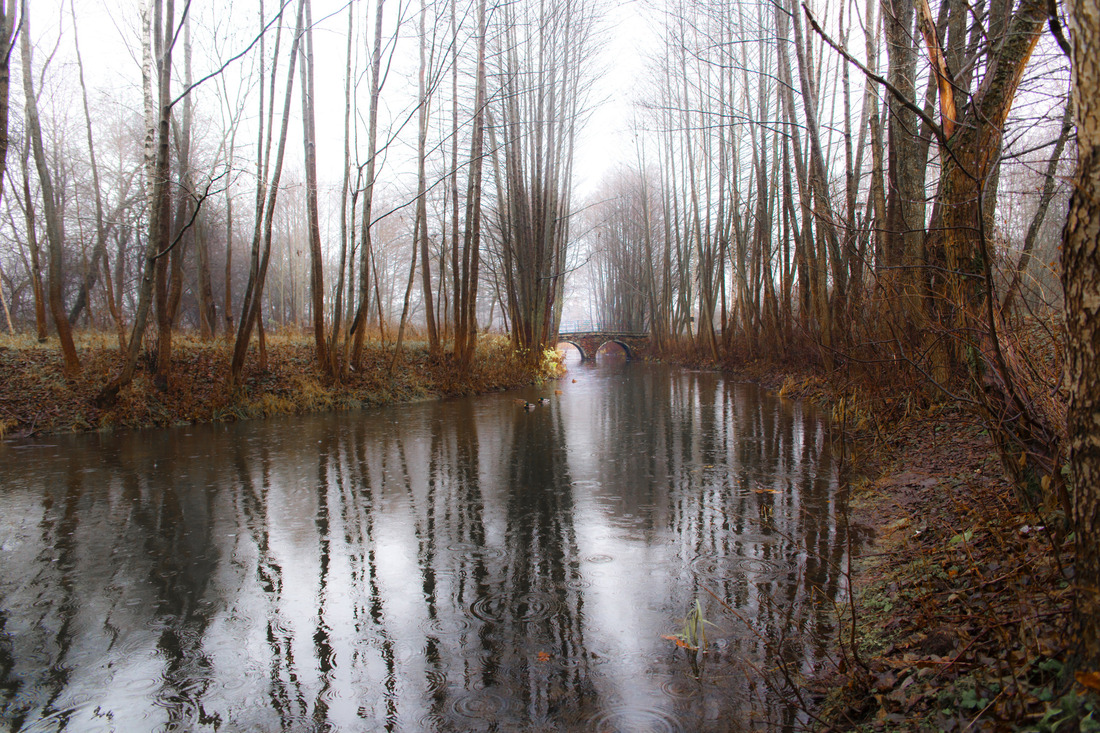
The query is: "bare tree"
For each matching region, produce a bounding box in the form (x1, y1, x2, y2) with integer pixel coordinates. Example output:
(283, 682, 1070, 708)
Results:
(416, 0, 439, 356)
(489, 0, 594, 360)
(329, 0, 354, 370)
(349, 0, 387, 369)
(299, 0, 328, 373)
(20, 0, 80, 376)
(66, 0, 127, 348)
(229, 0, 306, 385)
(14, 120, 47, 341)
(1002, 96, 1074, 311)
(453, 0, 486, 365)
(0, 0, 16, 338)
(97, 0, 177, 404)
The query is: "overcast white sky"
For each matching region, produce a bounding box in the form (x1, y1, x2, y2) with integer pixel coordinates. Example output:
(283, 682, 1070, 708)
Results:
(40, 0, 653, 194)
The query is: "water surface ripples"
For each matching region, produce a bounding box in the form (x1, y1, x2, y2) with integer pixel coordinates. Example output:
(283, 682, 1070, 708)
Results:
(1, 362, 852, 731)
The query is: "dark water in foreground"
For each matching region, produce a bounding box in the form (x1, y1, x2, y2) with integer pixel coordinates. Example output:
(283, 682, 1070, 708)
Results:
(0, 361, 853, 732)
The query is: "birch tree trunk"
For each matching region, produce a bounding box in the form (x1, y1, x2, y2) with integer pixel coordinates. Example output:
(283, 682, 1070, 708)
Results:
(96, 0, 172, 405)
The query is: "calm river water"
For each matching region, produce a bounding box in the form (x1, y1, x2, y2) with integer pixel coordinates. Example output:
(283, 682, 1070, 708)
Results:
(0, 358, 853, 732)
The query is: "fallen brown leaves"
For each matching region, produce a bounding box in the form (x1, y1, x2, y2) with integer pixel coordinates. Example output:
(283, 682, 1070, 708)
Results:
(669, 353, 1087, 727)
(817, 404, 1091, 731)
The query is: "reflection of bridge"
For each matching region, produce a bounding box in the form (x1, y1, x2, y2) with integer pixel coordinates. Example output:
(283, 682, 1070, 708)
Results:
(555, 329, 651, 362)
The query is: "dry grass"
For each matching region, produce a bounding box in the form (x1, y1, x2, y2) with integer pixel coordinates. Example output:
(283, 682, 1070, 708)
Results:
(0, 330, 561, 437)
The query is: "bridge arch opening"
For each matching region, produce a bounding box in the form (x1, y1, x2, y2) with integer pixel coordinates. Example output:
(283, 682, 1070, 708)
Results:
(595, 340, 632, 360)
(555, 330, 649, 362)
(555, 341, 587, 363)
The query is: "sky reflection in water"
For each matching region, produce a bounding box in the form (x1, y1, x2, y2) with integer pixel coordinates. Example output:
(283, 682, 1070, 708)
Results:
(0, 361, 852, 732)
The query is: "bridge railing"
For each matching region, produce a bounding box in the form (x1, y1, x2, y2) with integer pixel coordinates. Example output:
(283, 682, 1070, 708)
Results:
(558, 319, 599, 334)
(558, 320, 647, 335)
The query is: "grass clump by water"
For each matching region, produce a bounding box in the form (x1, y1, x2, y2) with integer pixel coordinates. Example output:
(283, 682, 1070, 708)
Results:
(0, 329, 564, 437)
(663, 599, 715, 652)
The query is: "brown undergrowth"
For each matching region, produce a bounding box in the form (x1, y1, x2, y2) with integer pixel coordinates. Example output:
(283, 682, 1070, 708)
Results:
(770, 372, 1094, 731)
(0, 330, 563, 438)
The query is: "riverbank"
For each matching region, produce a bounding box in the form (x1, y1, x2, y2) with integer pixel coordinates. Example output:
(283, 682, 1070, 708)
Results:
(753, 366, 1087, 730)
(0, 331, 563, 439)
(3, 336, 1087, 726)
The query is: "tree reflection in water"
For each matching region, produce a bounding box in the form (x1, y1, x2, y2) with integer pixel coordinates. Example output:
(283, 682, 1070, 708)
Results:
(0, 363, 856, 732)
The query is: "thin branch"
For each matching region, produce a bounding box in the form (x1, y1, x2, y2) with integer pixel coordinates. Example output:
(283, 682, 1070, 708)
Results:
(801, 2, 973, 179)
(170, 0, 295, 108)
(152, 172, 225, 261)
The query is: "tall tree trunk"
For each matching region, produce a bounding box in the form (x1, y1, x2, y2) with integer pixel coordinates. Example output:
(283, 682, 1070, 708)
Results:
(154, 0, 186, 391)
(17, 136, 48, 341)
(449, 0, 460, 344)
(299, 0, 329, 373)
(230, 0, 306, 385)
(490, 0, 589, 362)
(330, 1, 354, 373)
(455, 0, 486, 366)
(416, 0, 439, 356)
(0, 0, 16, 338)
(0, 0, 12, 221)
(1063, 0, 1100, 672)
(221, 76, 245, 336)
(932, 0, 1047, 377)
(866, 0, 887, 273)
(186, 21, 216, 341)
(20, 0, 80, 376)
(882, 0, 927, 337)
(350, 0, 385, 368)
(96, 0, 173, 405)
(790, 0, 846, 321)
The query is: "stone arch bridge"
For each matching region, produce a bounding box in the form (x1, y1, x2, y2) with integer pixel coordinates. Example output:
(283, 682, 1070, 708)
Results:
(555, 329, 652, 362)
